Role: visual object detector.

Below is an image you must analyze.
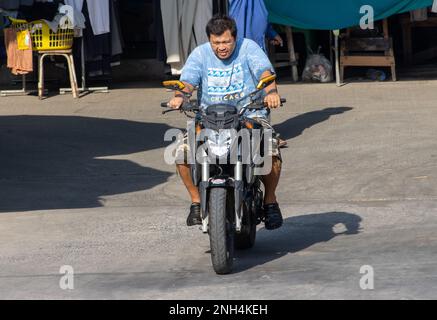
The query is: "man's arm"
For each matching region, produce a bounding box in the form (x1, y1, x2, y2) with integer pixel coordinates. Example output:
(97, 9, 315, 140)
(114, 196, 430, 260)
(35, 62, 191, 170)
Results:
(261, 70, 281, 109)
(168, 46, 202, 109)
(168, 82, 195, 109)
(245, 40, 281, 109)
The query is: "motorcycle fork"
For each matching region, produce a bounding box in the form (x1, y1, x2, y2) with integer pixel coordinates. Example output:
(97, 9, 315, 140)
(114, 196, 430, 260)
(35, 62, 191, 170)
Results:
(234, 144, 244, 233)
(200, 157, 209, 234)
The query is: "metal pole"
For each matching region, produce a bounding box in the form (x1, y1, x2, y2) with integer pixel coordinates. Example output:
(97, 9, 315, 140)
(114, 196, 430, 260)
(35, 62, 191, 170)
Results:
(60, 36, 109, 95)
(81, 36, 86, 90)
(333, 30, 341, 87)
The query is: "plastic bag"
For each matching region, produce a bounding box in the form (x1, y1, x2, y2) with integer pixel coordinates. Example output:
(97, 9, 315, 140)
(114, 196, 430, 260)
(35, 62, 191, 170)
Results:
(302, 47, 333, 83)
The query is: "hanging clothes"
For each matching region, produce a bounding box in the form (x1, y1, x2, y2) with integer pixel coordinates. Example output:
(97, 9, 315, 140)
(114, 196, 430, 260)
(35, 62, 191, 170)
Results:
(86, 0, 110, 35)
(213, 0, 228, 14)
(63, 0, 83, 12)
(4, 27, 32, 74)
(68, 0, 118, 83)
(0, 0, 33, 10)
(0, 14, 7, 62)
(20, 0, 59, 21)
(193, 0, 212, 48)
(0, 0, 19, 9)
(62, 0, 85, 38)
(0, 9, 17, 30)
(110, 0, 122, 57)
(160, 0, 194, 75)
(154, 0, 166, 62)
(0, 16, 6, 62)
(64, 0, 110, 36)
(81, 0, 111, 77)
(229, 0, 271, 52)
(161, 0, 212, 75)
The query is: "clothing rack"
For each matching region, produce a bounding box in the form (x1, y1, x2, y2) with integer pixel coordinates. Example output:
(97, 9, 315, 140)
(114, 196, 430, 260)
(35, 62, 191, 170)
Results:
(0, 18, 37, 97)
(0, 74, 37, 97)
(60, 37, 109, 95)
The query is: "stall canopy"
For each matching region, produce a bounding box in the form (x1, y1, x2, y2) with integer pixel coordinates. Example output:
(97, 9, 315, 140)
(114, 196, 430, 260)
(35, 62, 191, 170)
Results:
(265, 0, 434, 30)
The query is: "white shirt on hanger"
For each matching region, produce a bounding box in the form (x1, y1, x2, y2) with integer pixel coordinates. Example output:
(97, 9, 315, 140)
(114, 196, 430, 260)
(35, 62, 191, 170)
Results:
(64, 0, 83, 11)
(86, 0, 110, 35)
(64, 0, 110, 35)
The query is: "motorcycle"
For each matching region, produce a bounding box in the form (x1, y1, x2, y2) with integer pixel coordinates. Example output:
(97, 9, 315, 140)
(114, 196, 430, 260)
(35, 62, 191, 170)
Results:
(161, 75, 286, 274)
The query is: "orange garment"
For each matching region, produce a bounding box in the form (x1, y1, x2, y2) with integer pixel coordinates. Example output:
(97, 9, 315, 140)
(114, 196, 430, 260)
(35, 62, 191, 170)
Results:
(4, 28, 33, 75)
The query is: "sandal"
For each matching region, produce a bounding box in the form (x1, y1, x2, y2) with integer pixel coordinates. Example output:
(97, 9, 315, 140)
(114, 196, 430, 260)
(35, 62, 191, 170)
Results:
(186, 203, 202, 226)
(263, 203, 283, 230)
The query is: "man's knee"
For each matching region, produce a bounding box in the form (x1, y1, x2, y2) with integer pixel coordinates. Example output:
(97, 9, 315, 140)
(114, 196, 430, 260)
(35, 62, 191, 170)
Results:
(272, 156, 282, 169)
(260, 156, 282, 179)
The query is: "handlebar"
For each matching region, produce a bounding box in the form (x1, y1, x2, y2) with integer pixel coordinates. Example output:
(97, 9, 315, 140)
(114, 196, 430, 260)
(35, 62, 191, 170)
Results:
(161, 98, 286, 115)
(161, 101, 199, 114)
(241, 97, 287, 112)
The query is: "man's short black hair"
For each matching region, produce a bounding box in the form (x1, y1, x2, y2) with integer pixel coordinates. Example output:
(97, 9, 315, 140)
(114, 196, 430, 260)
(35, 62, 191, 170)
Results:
(206, 14, 237, 39)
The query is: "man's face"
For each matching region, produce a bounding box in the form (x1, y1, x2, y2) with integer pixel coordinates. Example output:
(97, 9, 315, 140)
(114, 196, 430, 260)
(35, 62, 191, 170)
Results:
(210, 30, 236, 60)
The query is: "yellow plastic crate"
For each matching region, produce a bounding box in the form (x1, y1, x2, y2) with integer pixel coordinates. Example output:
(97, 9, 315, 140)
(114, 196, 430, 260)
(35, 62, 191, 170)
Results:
(10, 17, 74, 51)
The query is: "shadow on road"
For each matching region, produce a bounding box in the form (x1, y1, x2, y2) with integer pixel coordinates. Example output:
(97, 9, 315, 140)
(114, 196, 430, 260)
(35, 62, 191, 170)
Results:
(0, 115, 178, 212)
(234, 211, 362, 273)
(274, 107, 353, 141)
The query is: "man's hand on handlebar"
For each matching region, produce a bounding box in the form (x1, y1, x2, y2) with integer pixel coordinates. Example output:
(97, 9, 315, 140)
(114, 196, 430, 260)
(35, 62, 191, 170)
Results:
(264, 92, 281, 109)
(168, 96, 184, 110)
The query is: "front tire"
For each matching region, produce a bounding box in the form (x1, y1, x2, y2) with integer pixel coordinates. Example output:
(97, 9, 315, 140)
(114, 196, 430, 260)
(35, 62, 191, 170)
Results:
(209, 188, 234, 275)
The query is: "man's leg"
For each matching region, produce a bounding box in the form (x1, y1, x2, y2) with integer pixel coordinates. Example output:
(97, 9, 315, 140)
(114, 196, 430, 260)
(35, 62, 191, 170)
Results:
(261, 156, 283, 230)
(252, 115, 283, 230)
(263, 156, 282, 205)
(176, 163, 202, 226)
(251, 115, 282, 205)
(176, 163, 200, 203)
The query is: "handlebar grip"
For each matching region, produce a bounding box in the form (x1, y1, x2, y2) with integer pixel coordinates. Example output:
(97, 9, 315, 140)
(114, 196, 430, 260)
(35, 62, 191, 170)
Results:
(280, 98, 287, 104)
(161, 101, 199, 115)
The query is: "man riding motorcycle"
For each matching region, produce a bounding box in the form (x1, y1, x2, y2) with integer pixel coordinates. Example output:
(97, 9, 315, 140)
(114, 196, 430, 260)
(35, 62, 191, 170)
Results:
(168, 15, 284, 230)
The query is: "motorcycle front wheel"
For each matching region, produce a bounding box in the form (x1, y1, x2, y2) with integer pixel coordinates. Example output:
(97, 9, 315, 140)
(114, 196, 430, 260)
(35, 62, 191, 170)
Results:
(209, 187, 234, 275)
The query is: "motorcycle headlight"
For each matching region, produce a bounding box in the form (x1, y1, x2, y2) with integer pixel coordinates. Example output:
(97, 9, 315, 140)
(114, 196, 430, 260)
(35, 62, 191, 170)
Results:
(208, 130, 233, 157)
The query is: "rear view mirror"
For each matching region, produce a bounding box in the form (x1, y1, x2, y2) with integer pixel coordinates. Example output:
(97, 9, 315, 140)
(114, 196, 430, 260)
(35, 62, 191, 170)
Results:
(256, 74, 276, 90)
(162, 80, 185, 91)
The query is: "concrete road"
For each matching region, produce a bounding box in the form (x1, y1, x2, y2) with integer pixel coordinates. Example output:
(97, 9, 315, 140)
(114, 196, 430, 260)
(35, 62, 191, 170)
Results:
(0, 81, 436, 299)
